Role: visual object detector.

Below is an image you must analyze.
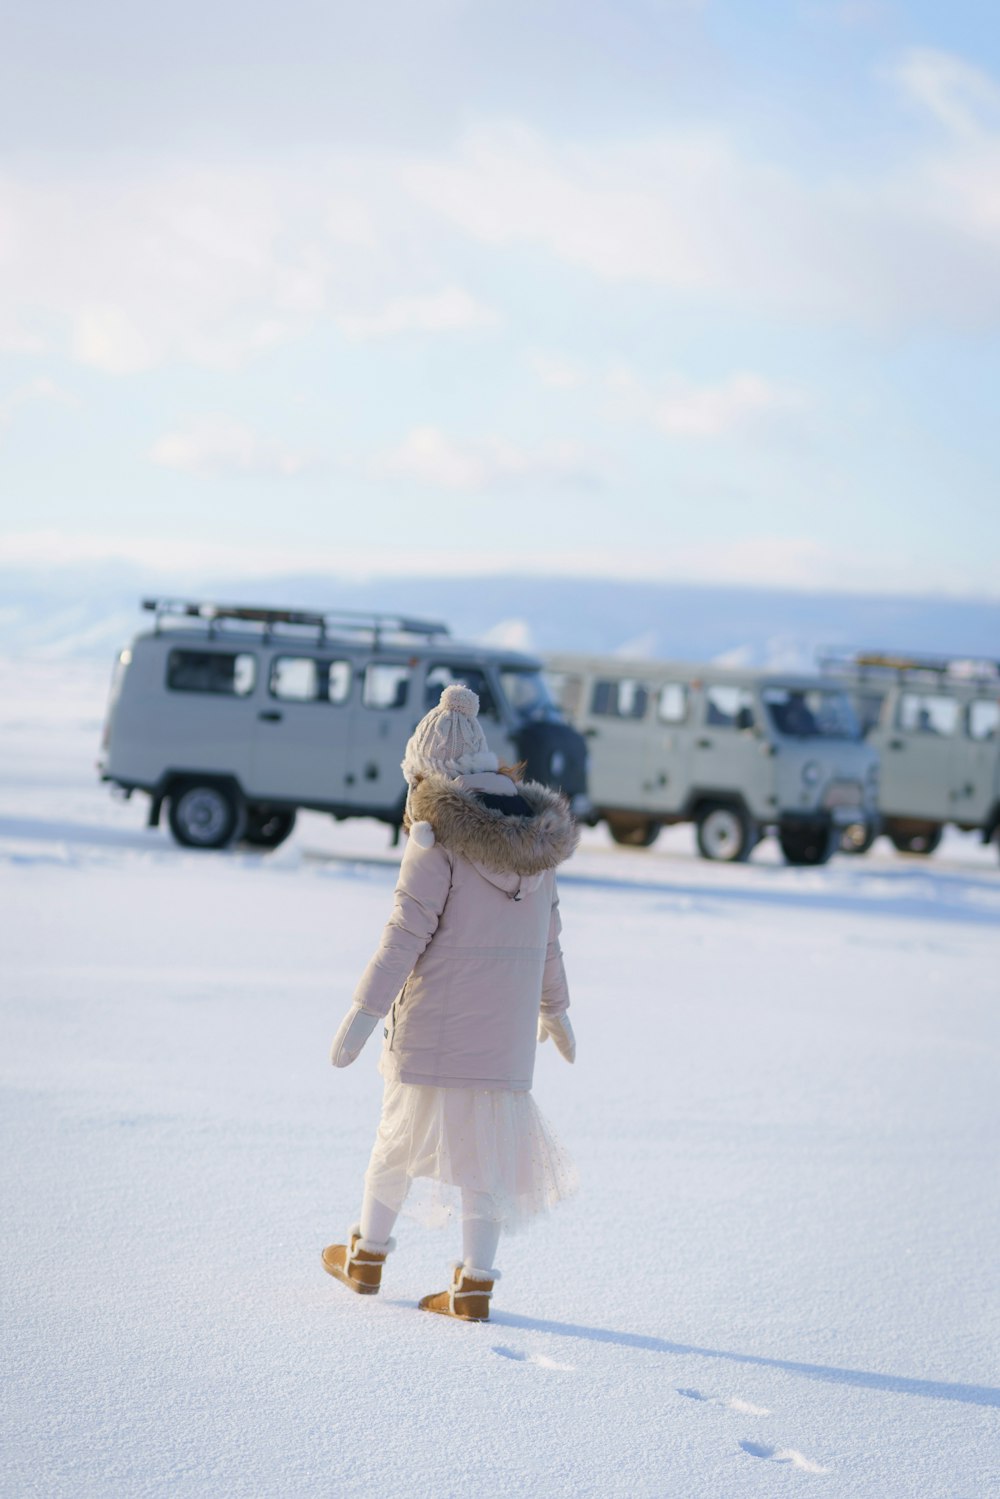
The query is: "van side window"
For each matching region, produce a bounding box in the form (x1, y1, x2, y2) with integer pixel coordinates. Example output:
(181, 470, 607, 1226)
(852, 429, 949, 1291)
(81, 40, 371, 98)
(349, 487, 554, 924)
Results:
(270, 656, 352, 704)
(591, 678, 648, 719)
(167, 649, 256, 697)
(364, 663, 410, 709)
(898, 692, 958, 736)
(271, 657, 317, 701)
(705, 685, 755, 729)
(968, 699, 999, 741)
(425, 664, 498, 718)
(657, 683, 687, 724)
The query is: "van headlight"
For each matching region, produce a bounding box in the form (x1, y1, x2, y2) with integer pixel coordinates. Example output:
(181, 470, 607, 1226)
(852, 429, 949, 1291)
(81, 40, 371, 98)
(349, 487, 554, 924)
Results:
(802, 761, 821, 787)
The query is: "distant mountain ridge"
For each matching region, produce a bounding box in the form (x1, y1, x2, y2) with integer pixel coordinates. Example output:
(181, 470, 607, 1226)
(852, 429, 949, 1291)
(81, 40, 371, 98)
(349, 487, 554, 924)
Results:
(1, 563, 997, 670)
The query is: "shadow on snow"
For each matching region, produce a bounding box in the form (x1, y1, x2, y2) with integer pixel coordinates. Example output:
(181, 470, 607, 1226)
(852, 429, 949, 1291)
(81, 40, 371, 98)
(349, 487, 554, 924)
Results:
(487, 1310, 1000, 1408)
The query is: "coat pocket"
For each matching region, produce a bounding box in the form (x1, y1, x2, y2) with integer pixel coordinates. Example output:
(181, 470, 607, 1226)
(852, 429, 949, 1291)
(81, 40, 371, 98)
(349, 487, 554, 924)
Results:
(387, 979, 410, 1051)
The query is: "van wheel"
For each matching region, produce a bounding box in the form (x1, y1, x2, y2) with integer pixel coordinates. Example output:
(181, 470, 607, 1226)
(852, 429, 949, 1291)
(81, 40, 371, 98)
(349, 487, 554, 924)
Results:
(243, 807, 297, 850)
(779, 824, 837, 866)
(607, 816, 660, 848)
(695, 803, 755, 862)
(168, 781, 245, 850)
(888, 826, 942, 856)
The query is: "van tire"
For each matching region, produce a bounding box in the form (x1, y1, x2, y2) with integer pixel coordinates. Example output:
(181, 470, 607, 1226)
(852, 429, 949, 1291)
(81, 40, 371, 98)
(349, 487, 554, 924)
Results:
(607, 815, 660, 848)
(888, 826, 942, 856)
(779, 823, 837, 866)
(243, 806, 297, 850)
(695, 803, 755, 862)
(168, 780, 245, 850)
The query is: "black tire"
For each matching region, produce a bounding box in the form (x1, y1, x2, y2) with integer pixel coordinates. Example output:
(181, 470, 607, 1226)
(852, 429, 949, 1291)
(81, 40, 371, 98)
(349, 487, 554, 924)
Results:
(607, 816, 660, 848)
(168, 780, 245, 850)
(779, 823, 837, 866)
(888, 826, 943, 856)
(242, 806, 297, 850)
(840, 821, 878, 856)
(695, 803, 756, 862)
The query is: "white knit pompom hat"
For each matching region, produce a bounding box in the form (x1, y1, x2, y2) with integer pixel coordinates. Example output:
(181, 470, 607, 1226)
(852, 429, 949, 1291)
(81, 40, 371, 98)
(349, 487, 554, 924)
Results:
(401, 683, 499, 783)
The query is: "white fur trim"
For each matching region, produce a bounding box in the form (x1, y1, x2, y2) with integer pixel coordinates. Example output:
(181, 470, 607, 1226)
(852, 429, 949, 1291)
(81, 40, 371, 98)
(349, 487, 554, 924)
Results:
(459, 1262, 500, 1284)
(409, 821, 435, 849)
(352, 1233, 395, 1257)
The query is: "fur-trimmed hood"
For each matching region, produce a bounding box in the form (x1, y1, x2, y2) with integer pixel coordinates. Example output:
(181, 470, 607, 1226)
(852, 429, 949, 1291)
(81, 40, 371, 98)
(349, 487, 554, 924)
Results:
(405, 773, 578, 877)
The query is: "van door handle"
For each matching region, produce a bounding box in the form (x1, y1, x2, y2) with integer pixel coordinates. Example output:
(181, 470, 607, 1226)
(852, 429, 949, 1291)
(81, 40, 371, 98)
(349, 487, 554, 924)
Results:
(888, 738, 904, 750)
(258, 710, 283, 723)
(584, 728, 600, 738)
(696, 738, 712, 749)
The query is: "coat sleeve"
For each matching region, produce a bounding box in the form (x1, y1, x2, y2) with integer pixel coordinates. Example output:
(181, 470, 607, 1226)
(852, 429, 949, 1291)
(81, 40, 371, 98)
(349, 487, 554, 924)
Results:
(352, 837, 453, 1017)
(539, 877, 570, 1018)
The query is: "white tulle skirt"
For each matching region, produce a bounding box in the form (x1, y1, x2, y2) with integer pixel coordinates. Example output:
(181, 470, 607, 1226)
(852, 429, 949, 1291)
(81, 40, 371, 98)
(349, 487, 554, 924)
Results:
(363, 1078, 578, 1236)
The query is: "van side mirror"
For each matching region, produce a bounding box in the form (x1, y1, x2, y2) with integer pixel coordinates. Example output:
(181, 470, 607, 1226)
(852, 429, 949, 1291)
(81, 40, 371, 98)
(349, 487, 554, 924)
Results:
(735, 707, 755, 732)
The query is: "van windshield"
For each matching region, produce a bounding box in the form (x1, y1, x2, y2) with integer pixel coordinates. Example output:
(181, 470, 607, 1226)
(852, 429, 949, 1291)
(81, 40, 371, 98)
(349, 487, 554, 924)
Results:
(763, 687, 860, 741)
(499, 667, 561, 724)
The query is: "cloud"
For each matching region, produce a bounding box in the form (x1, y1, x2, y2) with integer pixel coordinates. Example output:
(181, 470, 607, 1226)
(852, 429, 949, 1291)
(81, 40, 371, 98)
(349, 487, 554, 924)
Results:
(655, 373, 803, 436)
(149, 419, 313, 477)
(529, 351, 588, 389)
(4, 47, 1000, 376)
(606, 362, 803, 437)
(894, 48, 1000, 137)
(401, 64, 1000, 327)
(370, 425, 608, 492)
(338, 286, 499, 339)
(0, 376, 79, 433)
(0, 166, 336, 373)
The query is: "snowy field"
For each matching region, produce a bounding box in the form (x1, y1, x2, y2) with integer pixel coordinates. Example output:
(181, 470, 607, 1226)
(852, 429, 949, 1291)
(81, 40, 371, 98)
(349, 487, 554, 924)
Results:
(2, 657, 998, 1499)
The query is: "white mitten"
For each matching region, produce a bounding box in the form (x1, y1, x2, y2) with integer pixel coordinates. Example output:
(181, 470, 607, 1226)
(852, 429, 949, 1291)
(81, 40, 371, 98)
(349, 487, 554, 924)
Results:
(330, 1006, 380, 1067)
(537, 1012, 576, 1064)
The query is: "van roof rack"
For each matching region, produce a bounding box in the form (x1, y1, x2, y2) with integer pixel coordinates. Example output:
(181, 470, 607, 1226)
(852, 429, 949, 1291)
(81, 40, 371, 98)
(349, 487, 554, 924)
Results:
(818, 648, 1000, 681)
(141, 598, 451, 646)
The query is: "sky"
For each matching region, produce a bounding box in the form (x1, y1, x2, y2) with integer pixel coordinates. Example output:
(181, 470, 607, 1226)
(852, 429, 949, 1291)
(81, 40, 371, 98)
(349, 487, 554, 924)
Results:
(1, 0, 999, 596)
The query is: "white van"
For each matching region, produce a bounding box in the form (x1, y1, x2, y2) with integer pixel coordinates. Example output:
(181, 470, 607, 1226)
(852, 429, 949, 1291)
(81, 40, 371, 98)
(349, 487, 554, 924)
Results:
(544, 652, 879, 864)
(100, 599, 588, 849)
(821, 651, 1000, 858)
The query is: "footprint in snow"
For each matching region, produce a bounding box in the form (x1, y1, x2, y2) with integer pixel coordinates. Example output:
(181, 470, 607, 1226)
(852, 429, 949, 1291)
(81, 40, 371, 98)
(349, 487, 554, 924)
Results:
(677, 1388, 772, 1416)
(740, 1441, 828, 1474)
(492, 1345, 575, 1372)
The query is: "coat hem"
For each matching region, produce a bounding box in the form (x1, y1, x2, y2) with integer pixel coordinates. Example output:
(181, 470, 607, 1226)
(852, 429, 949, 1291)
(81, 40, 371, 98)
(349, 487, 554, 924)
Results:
(381, 1057, 534, 1092)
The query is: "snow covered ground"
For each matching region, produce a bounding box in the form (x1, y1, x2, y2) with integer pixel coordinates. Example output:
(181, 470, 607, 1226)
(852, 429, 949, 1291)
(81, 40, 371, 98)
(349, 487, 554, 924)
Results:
(2, 656, 998, 1498)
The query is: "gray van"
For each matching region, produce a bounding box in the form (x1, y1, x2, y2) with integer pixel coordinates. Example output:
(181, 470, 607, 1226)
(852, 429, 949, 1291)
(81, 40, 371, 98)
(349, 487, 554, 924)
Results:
(100, 599, 588, 849)
(545, 652, 879, 864)
(821, 651, 1000, 858)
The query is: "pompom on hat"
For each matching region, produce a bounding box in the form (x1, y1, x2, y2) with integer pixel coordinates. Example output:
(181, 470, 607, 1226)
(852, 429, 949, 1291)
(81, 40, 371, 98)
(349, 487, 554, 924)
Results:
(401, 683, 499, 787)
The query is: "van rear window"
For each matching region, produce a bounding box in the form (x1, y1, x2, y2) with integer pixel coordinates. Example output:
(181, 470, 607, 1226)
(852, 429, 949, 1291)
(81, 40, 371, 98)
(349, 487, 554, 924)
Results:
(167, 649, 257, 697)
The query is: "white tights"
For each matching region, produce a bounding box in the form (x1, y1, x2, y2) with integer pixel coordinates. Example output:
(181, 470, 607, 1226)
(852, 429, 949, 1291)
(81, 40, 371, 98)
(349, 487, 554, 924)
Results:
(359, 1183, 501, 1272)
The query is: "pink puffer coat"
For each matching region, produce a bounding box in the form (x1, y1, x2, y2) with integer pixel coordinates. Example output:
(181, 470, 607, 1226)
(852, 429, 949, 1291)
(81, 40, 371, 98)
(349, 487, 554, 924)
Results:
(353, 770, 578, 1090)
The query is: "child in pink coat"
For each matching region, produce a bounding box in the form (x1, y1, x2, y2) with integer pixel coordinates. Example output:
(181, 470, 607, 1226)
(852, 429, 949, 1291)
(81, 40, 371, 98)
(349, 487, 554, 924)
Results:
(323, 684, 578, 1322)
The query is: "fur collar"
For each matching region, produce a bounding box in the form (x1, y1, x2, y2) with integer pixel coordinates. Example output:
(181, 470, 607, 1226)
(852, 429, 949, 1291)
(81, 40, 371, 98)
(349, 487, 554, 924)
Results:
(406, 775, 578, 875)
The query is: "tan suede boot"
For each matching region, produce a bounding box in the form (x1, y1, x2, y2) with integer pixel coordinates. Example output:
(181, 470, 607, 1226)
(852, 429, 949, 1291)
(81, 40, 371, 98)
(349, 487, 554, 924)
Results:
(321, 1226, 394, 1296)
(419, 1262, 498, 1322)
